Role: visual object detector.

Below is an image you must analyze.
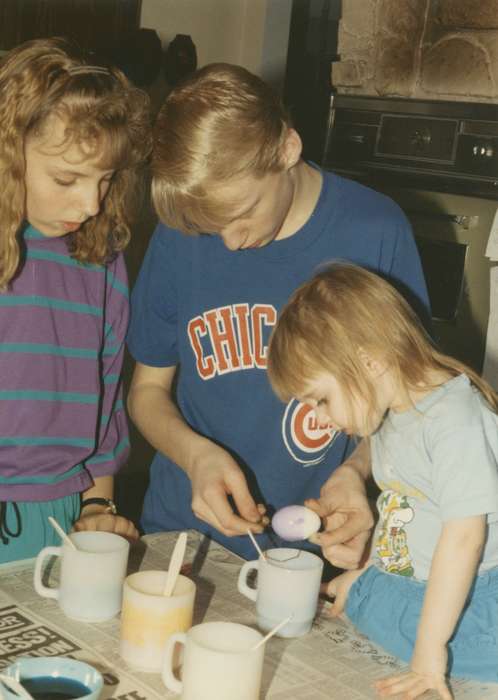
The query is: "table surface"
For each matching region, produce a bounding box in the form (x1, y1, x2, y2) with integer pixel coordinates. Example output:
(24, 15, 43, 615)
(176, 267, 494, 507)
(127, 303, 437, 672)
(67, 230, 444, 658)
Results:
(0, 531, 495, 699)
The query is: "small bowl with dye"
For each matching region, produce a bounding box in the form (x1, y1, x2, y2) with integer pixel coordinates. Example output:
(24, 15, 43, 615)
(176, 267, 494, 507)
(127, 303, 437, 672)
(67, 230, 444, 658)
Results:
(2, 656, 103, 700)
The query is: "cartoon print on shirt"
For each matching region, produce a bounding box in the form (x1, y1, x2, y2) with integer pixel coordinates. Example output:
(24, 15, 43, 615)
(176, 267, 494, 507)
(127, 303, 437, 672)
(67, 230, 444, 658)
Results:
(375, 490, 415, 577)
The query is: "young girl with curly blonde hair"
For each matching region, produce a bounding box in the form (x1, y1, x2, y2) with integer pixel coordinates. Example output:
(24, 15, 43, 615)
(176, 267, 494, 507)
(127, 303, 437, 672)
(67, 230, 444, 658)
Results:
(0, 37, 151, 561)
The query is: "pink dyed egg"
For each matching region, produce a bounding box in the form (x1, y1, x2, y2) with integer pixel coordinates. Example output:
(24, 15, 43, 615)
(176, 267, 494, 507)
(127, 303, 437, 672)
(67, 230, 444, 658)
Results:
(271, 505, 321, 541)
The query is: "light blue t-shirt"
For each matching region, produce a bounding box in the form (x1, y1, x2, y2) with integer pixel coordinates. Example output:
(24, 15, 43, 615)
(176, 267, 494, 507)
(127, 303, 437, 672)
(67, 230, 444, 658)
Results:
(371, 374, 498, 581)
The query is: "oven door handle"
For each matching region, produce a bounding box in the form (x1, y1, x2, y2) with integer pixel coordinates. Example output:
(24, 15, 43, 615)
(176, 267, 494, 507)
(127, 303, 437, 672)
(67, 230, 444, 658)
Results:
(405, 210, 479, 229)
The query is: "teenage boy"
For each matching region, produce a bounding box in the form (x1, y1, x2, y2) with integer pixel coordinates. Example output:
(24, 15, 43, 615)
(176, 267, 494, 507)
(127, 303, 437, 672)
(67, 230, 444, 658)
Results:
(127, 63, 429, 561)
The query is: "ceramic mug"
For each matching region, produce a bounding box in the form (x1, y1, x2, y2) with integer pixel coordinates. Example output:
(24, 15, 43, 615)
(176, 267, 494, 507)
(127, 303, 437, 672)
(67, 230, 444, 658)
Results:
(1, 656, 103, 699)
(162, 621, 265, 699)
(120, 570, 196, 672)
(238, 547, 323, 637)
(33, 530, 129, 622)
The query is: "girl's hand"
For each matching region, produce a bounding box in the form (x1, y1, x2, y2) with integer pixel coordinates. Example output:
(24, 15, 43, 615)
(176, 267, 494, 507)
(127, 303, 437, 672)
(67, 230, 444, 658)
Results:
(374, 643, 452, 699)
(374, 670, 452, 699)
(322, 567, 366, 617)
(306, 466, 374, 569)
(74, 512, 140, 541)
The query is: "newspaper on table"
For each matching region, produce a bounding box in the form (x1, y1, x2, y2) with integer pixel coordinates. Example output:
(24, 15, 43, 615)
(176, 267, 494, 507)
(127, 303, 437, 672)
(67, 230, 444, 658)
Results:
(0, 531, 495, 699)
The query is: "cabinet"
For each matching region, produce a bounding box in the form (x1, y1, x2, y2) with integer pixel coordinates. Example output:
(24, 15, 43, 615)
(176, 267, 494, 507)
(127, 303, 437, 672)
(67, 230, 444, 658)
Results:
(0, 0, 141, 51)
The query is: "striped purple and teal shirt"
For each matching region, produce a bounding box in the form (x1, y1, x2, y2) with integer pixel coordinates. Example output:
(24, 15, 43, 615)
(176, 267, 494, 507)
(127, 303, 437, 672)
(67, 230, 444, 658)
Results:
(0, 225, 130, 502)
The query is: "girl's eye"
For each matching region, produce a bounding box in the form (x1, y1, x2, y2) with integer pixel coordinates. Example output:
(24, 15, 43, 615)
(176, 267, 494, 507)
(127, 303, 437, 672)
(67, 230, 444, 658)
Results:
(317, 398, 328, 407)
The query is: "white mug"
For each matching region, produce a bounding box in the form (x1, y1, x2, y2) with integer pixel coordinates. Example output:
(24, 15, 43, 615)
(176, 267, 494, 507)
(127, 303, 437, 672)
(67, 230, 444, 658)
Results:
(33, 530, 129, 622)
(238, 547, 323, 637)
(162, 621, 264, 699)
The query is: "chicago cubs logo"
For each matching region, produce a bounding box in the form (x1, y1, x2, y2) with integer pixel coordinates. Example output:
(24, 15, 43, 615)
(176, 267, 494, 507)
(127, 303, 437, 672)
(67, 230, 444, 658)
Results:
(282, 399, 338, 465)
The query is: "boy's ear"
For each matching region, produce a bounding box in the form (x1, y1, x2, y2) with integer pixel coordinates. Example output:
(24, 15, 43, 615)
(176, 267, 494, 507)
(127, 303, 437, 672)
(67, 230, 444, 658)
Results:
(281, 128, 302, 170)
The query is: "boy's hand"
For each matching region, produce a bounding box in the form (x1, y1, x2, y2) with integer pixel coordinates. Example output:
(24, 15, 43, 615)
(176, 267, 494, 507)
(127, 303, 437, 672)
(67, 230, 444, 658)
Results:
(374, 643, 452, 699)
(74, 512, 140, 541)
(306, 465, 374, 568)
(188, 443, 266, 537)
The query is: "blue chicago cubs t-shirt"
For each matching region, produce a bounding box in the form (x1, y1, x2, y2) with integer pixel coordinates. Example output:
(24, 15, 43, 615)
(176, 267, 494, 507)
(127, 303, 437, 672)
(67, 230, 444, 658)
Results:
(127, 167, 429, 559)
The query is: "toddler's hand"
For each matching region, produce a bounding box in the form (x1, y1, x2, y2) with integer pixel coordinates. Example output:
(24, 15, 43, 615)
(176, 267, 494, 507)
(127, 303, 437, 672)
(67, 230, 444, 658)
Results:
(306, 465, 374, 569)
(374, 643, 452, 699)
(322, 567, 366, 617)
(374, 670, 452, 699)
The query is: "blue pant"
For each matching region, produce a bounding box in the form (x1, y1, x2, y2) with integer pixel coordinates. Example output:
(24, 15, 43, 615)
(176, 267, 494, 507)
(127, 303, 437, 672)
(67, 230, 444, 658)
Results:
(345, 564, 498, 683)
(0, 494, 80, 563)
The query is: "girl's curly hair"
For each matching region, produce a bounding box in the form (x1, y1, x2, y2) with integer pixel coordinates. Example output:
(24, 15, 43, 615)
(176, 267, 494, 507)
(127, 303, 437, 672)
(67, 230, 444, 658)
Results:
(0, 37, 152, 289)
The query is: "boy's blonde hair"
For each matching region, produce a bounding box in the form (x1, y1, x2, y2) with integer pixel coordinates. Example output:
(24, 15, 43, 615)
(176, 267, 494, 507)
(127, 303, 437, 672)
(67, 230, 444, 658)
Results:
(0, 37, 151, 289)
(152, 63, 291, 234)
(268, 262, 498, 418)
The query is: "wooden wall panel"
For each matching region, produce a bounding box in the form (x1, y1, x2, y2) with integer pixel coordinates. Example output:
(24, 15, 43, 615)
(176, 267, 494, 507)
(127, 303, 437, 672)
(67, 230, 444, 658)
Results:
(0, 0, 141, 51)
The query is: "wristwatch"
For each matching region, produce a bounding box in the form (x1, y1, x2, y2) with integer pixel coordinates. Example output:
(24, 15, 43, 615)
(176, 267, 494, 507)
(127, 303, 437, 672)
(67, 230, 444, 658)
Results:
(80, 497, 118, 515)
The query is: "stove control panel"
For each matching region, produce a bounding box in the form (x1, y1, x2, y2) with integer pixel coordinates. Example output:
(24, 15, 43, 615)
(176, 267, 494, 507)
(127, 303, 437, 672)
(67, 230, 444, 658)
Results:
(324, 95, 498, 197)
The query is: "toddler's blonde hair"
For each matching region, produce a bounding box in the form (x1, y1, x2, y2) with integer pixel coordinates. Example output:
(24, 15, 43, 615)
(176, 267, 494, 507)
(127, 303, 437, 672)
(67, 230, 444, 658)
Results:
(268, 262, 498, 418)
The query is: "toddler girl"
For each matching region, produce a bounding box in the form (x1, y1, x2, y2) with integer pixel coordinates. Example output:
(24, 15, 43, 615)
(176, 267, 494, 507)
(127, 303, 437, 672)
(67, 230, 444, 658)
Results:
(268, 262, 498, 699)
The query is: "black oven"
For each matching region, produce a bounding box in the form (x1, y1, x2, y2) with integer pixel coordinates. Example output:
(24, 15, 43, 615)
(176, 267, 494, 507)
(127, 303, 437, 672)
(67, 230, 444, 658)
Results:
(322, 94, 498, 373)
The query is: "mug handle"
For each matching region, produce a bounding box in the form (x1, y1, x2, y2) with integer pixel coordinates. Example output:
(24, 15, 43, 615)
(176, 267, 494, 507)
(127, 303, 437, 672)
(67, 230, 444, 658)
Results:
(237, 560, 259, 601)
(33, 546, 61, 600)
(162, 632, 186, 694)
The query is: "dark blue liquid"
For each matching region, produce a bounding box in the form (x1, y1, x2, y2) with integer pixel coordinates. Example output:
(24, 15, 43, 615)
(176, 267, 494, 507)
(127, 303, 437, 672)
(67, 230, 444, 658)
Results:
(21, 676, 91, 700)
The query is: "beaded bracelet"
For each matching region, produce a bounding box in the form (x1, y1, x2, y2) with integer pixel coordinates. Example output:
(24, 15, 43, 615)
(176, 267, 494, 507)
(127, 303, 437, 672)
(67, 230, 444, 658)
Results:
(80, 497, 117, 515)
